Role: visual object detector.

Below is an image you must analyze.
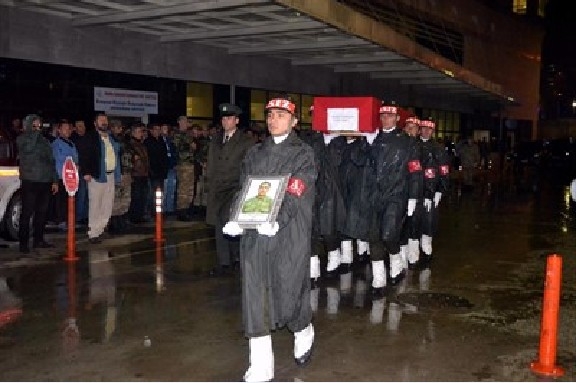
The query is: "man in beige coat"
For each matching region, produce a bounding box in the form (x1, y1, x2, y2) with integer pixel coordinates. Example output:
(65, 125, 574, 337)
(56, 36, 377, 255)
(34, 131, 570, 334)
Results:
(206, 103, 254, 276)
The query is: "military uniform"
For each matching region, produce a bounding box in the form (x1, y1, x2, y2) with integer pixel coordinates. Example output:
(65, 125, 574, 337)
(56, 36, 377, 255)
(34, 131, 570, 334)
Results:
(241, 195, 272, 214)
(418, 118, 450, 265)
(111, 134, 132, 216)
(173, 128, 195, 219)
(206, 103, 254, 274)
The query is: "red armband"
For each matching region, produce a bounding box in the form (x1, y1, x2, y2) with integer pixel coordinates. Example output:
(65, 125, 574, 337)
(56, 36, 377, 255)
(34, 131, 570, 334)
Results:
(439, 165, 449, 176)
(408, 160, 422, 173)
(287, 177, 306, 197)
(424, 168, 436, 179)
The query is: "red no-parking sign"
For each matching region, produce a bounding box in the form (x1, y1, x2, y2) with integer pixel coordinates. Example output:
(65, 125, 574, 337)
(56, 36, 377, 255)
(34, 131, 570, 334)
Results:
(62, 156, 79, 196)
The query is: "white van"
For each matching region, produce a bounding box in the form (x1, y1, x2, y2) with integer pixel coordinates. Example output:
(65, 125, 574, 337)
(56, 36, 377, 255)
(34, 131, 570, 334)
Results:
(0, 128, 21, 240)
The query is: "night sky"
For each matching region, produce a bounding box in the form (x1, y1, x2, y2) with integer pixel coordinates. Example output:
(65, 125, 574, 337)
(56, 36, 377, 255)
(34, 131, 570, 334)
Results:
(543, 0, 576, 66)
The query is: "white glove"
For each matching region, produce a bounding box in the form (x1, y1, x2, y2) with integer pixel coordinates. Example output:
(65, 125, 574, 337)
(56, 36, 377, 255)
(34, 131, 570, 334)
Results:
(423, 199, 432, 212)
(364, 131, 378, 145)
(407, 199, 416, 216)
(222, 221, 244, 236)
(434, 192, 442, 207)
(323, 133, 337, 145)
(571, 179, 576, 202)
(256, 221, 279, 237)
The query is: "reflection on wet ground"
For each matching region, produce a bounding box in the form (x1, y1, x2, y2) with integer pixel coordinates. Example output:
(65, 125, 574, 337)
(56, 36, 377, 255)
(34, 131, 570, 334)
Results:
(2, 170, 576, 381)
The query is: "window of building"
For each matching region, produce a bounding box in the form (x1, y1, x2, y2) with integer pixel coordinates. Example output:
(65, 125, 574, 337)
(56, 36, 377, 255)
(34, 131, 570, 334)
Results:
(186, 82, 213, 118)
(513, 0, 527, 15)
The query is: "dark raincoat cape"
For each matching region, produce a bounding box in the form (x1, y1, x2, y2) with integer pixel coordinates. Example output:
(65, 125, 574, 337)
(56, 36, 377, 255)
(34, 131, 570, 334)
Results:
(237, 132, 317, 337)
(402, 135, 425, 242)
(367, 129, 422, 243)
(299, 131, 346, 238)
(420, 138, 450, 235)
(337, 136, 373, 240)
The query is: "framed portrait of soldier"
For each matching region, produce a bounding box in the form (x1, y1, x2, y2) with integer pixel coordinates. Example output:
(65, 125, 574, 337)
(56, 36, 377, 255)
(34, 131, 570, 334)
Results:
(232, 174, 290, 229)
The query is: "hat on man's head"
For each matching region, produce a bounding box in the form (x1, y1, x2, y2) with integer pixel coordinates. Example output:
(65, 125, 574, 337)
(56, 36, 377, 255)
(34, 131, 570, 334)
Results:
(265, 95, 296, 115)
(219, 103, 242, 117)
(405, 115, 420, 126)
(23, 114, 41, 131)
(379, 100, 399, 115)
(419, 117, 436, 129)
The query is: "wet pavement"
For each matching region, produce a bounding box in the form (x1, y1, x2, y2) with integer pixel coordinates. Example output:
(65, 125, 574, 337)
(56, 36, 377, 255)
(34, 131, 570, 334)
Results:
(2, 168, 576, 381)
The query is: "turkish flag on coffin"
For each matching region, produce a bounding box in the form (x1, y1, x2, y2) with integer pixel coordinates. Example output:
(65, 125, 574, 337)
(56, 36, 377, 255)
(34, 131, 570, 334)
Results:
(311, 96, 381, 133)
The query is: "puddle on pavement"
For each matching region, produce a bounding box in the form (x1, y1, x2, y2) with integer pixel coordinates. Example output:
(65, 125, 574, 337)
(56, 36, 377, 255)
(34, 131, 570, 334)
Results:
(396, 292, 474, 313)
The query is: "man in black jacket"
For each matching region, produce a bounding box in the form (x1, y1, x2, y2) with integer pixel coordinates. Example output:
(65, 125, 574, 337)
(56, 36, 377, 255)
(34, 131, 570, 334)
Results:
(16, 114, 59, 253)
(205, 104, 254, 276)
(144, 123, 168, 215)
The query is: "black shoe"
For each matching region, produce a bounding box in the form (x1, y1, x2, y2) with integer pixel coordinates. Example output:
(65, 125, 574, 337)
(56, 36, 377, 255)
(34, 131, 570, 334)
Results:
(295, 343, 314, 367)
(408, 261, 419, 270)
(88, 236, 102, 244)
(356, 251, 370, 264)
(388, 270, 406, 286)
(310, 278, 319, 289)
(33, 241, 55, 249)
(338, 263, 352, 274)
(325, 269, 339, 279)
(208, 265, 230, 277)
(420, 253, 433, 267)
(370, 286, 385, 299)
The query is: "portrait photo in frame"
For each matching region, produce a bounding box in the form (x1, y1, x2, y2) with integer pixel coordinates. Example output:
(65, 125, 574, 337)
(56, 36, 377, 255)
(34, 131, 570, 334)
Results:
(232, 174, 291, 229)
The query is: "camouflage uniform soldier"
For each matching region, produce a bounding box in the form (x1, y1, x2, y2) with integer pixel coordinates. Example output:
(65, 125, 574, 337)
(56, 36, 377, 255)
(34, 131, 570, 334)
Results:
(192, 126, 210, 215)
(110, 120, 133, 233)
(173, 116, 196, 221)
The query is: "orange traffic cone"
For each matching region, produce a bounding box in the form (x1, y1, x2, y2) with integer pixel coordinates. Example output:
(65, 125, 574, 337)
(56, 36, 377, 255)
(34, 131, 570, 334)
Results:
(530, 254, 564, 377)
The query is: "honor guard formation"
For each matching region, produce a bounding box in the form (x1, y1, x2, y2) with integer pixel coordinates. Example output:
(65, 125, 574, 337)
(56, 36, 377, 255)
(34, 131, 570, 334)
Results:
(8, 95, 451, 383)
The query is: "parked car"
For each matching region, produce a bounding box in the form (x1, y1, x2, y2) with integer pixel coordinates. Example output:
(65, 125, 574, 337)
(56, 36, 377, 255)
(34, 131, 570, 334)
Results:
(0, 126, 21, 240)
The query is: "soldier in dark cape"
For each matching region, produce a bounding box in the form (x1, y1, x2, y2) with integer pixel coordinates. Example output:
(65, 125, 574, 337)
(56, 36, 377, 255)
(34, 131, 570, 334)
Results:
(223, 96, 317, 382)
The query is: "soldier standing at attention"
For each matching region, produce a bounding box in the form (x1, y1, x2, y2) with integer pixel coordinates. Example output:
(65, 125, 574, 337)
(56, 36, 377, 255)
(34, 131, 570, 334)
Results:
(173, 116, 195, 221)
(109, 120, 133, 233)
(206, 103, 254, 277)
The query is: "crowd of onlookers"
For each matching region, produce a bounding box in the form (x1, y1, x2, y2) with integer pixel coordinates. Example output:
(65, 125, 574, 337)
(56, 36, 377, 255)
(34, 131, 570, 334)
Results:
(7, 113, 269, 253)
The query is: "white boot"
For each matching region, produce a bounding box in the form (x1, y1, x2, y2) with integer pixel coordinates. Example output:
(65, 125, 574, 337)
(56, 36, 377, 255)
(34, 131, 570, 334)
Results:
(421, 234, 433, 256)
(356, 239, 369, 256)
(407, 238, 420, 265)
(388, 252, 403, 279)
(369, 297, 386, 324)
(340, 240, 353, 268)
(244, 335, 274, 382)
(310, 255, 320, 280)
(326, 287, 340, 316)
(294, 323, 314, 365)
(371, 260, 386, 288)
(326, 249, 341, 273)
